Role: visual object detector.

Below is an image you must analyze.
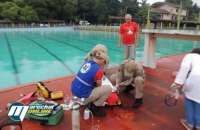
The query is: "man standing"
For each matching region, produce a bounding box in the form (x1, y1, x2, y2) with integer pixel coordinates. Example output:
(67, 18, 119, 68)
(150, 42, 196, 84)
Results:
(119, 14, 140, 59)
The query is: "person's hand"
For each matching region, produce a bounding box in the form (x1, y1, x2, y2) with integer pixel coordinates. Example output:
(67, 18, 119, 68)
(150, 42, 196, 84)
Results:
(115, 84, 120, 93)
(113, 85, 119, 92)
(118, 82, 125, 87)
(169, 83, 180, 100)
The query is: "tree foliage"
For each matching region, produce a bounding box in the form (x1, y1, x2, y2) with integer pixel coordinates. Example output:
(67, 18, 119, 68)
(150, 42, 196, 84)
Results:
(1, 2, 21, 21)
(187, 4, 200, 20)
(137, 0, 150, 24)
(0, 0, 199, 24)
(0, 0, 38, 21)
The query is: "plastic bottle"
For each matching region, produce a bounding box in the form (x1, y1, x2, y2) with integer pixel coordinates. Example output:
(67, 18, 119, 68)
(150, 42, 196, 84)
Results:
(19, 93, 25, 97)
(63, 96, 71, 110)
(72, 104, 80, 130)
(83, 108, 90, 120)
(10, 126, 16, 130)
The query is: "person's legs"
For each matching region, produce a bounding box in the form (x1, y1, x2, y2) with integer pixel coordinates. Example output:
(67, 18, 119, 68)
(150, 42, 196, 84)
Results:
(84, 85, 112, 106)
(128, 45, 136, 59)
(132, 76, 144, 108)
(134, 76, 144, 99)
(124, 45, 129, 60)
(84, 85, 112, 117)
(184, 98, 195, 128)
(194, 101, 200, 129)
(124, 45, 136, 59)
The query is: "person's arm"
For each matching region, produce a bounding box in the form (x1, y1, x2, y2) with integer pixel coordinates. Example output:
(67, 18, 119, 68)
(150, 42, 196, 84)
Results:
(174, 54, 192, 86)
(119, 78, 134, 86)
(170, 54, 192, 98)
(95, 69, 103, 87)
(117, 64, 134, 87)
(119, 62, 145, 86)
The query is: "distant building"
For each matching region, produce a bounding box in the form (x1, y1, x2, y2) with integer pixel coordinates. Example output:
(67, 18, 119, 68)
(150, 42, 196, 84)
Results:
(151, 2, 187, 21)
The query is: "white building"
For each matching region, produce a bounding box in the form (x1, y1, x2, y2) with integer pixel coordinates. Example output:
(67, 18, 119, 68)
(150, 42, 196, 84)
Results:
(151, 2, 187, 21)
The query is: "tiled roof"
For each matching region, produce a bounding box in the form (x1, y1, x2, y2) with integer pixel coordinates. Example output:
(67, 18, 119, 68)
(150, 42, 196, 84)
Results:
(151, 2, 179, 8)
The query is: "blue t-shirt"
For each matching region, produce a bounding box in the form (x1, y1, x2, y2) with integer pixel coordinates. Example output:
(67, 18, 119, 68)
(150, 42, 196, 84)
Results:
(71, 60, 101, 98)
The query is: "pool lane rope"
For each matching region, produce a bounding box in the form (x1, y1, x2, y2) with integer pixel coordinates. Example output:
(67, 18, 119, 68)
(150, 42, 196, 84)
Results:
(23, 36, 74, 74)
(47, 33, 122, 53)
(4, 33, 20, 85)
(44, 36, 88, 53)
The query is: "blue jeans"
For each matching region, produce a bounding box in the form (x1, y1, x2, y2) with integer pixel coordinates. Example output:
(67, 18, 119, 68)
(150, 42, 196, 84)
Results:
(185, 98, 200, 128)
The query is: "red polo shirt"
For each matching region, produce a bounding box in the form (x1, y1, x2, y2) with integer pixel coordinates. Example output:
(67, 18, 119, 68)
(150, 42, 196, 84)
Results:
(119, 21, 139, 45)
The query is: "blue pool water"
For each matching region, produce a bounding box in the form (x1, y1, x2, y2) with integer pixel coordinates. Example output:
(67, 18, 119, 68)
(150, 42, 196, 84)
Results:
(0, 27, 199, 89)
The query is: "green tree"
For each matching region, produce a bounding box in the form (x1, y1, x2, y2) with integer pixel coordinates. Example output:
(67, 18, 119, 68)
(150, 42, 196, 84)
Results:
(77, 0, 95, 22)
(19, 5, 38, 21)
(105, 0, 121, 24)
(0, 0, 13, 2)
(137, 0, 149, 24)
(13, 0, 26, 7)
(25, 0, 77, 21)
(53, 0, 77, 20)
(93, 0, 109, 23)
(0, 1, 38, 21)
(64, 0, 77, 21)
(0, 0, 144, 24)
(1, 2, 20, 20)
(121, 0, 140, 22)
(24, 0, 51, 20)
(187, 4, 200, 20)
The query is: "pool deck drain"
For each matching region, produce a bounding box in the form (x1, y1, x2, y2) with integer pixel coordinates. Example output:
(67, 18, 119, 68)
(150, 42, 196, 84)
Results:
(0, 54, 186, 130)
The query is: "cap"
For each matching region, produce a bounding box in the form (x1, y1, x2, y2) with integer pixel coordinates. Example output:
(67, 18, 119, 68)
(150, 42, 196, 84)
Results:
(124, 60, 137, 73)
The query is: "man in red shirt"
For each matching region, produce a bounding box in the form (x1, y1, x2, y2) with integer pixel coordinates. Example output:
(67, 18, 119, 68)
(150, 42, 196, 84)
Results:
(119, 14, 140, 59)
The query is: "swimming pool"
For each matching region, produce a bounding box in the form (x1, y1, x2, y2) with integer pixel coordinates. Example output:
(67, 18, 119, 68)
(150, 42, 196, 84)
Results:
(0, 27, 199, 89)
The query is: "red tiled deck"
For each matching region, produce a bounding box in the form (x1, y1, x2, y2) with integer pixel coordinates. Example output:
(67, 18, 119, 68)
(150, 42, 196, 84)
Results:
(0, 54, 186, 130)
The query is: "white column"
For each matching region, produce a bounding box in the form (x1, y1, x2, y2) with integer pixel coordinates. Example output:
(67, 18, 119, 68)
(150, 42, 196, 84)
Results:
(160, 22, 163, 29)
(143, 33, 157, 68)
